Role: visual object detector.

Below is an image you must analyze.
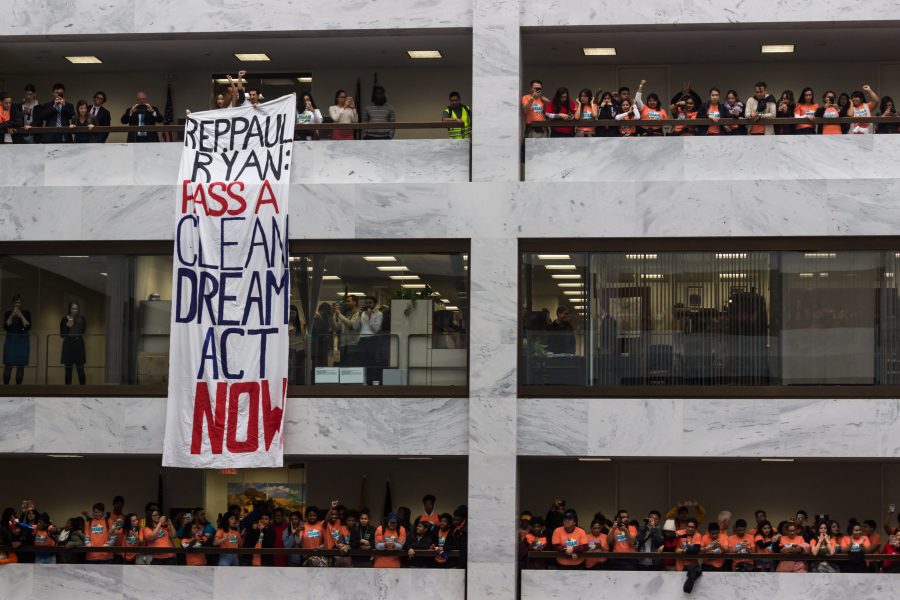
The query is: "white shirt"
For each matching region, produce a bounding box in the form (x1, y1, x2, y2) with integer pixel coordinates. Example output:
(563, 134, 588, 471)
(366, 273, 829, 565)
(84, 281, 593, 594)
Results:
(358, 310, 383, 336)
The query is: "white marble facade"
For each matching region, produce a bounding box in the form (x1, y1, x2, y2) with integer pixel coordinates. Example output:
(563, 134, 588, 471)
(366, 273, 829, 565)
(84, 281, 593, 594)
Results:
(521, 570, 900, 600)
(0, 564, 465, 600)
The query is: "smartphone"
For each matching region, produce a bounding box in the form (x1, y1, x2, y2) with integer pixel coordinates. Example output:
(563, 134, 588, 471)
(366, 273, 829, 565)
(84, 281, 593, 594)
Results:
(890, 504, 896, 513)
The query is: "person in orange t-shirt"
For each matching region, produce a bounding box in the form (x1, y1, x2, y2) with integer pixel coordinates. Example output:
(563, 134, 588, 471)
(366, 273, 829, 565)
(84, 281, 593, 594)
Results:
(120, 513, 144, 565)
(33, 513, 57, 564)
(143, 509, 177, 565)
(728, 519, 755, 571)
(675, 518, 702, 572)
(551, 510, 588, 568)
(84, 502, 113, 563)
(793, 87, 819, 134)
(182, 523, 208, 566)
(300, 506, 332, 551)
(700, 523, 728, 571)
(775, 522, 810, 572)
(584, 520, 608, 570)
(841, 523, 871, 573)
(519, 517, 548, 570)
(213, 514, 242, 567)
(374, 513, 407, 568)
(606, 509, 638, 570)
(418, 494, 440, 527)
(522, 80, 550, 138)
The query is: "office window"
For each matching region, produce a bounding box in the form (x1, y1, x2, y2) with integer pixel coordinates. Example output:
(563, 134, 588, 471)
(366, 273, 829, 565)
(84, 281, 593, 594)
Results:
(521, 244, 900, 392)
(289, 249, 468, 388)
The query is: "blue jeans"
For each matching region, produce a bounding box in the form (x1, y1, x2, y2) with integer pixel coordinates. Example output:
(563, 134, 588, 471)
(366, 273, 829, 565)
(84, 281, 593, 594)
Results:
(218, 554, 239, 566)
(35, 556, 56, 564)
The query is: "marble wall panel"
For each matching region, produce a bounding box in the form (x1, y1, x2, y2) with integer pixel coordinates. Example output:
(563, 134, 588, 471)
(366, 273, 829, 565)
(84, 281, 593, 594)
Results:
(521, 570, 900, 600)
(0, 397, 35, 453)
(0, 564, 464, 600)
(34, 397, 126, 454)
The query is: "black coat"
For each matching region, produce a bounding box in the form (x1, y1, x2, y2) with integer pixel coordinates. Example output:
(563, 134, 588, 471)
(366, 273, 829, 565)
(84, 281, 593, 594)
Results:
(33, 100, 75, 143)
(9, 102, 39, 143)
(90, 106, 111, 142)
(242, 525, 276, 566)
(404, 530, 437, 568)
(3, 310, 32, 366)
(60, 315, 86, 365)
(0, 105, 23, 142)
(121, 105, 162, 142)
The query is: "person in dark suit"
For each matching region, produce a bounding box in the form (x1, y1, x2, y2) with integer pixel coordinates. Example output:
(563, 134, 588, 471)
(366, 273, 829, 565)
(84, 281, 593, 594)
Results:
(120, 91, 162, 142)
(32, 83, 75, 143)
(89, 90, 111, 142)
(13, 84, 40, 143)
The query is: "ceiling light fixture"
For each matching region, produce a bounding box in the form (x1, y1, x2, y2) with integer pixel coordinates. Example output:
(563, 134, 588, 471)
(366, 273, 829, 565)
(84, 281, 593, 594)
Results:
(578, 457, 612, 462)
(296, 76, 313, 83)
(401, 284, 427, 289)
(760, 458, 795, 462)
(626, 253, 657, 260)
(640, 273, 664, 280)
(719, 273, 747, 279)
(552, 274, 581, 279)
(407, 50, 442, 59)
(376, 266, 409, 271)
(715, 253, 747, 259)
(444, 305, 459, 311)
(583, 48, 617, 56)
(804, 252, 836, 258)
(761, 44, 794, 54)
(537, 254, 571, 260)
(214, 78, 248, 85)
(65, 56, 102, 64)
(321, 275, 341, 280)
(363, 256, 397, 262)
(336, 291, 366, 296)
(563, 291, 584, 295)
(389, 275, 420, 280)
(48, 454, 84, 458)
(234, 53, 271, 61)
(545, 265, 577, 270)
(558, 283, 583, 288)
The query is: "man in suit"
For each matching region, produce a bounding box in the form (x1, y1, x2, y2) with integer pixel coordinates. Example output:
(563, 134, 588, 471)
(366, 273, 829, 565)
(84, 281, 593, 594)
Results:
(89, 90, 111, 142)
(120, 91, 162, 142)
(32, 82, 75, 143)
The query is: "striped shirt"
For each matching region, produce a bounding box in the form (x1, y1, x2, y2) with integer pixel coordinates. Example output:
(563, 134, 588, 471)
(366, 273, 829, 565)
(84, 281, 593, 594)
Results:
(363, 103, 395, 139)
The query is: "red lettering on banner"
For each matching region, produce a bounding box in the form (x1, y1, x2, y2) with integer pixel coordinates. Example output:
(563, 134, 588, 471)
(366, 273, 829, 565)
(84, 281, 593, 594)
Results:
(190, 378, 286, 455)
(182, 181, 249, 216)
(254, 180, 279, 214)
(190, 381, 226, 454)
(226, 381, 260, 453)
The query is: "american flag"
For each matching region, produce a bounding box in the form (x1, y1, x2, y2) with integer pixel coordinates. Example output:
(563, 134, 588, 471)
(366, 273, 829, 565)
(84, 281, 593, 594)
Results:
(161, 82, 175, 142)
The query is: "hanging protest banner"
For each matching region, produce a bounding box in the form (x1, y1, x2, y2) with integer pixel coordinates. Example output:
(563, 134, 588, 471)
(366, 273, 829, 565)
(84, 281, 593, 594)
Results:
(163, 94, 295, 468)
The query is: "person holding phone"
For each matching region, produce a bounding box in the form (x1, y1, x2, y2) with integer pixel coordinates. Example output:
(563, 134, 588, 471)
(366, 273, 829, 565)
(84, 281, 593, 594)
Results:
(60, 301, 87, 385)
(328, 89, 358, 140)
(296, 93, 323, 141)
(32, 83, 75, 143)
(522, 79, 550, 138)
(120, 91, 162, 142)
(143, 509, 176, 565)
(3, 294, 31, 385)
(877, 97, 899, 134)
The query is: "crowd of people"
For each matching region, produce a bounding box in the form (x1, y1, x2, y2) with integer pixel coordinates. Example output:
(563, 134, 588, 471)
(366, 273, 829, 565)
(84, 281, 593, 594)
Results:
(519, 500, 900, 590)
(0, 495, 467, 569)
(0, 70, 473, 143)
(522, 79, 900, 136)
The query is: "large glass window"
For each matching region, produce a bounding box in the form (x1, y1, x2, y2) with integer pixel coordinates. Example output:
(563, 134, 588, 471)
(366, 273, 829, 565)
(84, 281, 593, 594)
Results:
(289, 249, 469, 388)
(0, 253, 172, 386)
(521, 244, 900, 392)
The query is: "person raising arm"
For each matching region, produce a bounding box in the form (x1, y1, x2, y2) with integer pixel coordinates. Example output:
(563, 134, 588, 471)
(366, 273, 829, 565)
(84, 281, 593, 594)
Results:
(847, 84, 880, 134)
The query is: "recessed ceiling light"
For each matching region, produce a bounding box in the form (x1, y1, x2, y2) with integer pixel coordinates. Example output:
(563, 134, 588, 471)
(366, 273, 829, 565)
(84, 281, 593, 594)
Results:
(804, 252, 836, 258)
(719, 273, 747, 279)
(296, 77, 313, 83)
(401, 284, 427, 289)
(798, 273, 814, 278)
(214, 78, 247, 85)
(583, 48, 616, 56)
(444, 306, 459, 311)
(578, 457, 611, 462)
(537, 254, 571, 260)
(572, 305, 585, 310)
(377, 266, 409, 271)
(640, 273, 664, 280)
(761, 44, 794, 54)
(760, 458, 795, 462)
(625, 253, 657, 260)
(363, 256, 397, 262)
(545, 265, 577, 270)
(389, 275, 420, 280)
(48, 454, 84, 458)
(66, 56, 102, 64)
(557, 283, 583, 288)
(407, 50, 442, 59)
(399, 456, 433, 460)
(715, 253, 747, 259)
(234, 53, 271, 61)
(562, 291, 584, 296)
(336, 291, 366, 296)
(321, 275, 341, 280)
(552, 274, 581, 279)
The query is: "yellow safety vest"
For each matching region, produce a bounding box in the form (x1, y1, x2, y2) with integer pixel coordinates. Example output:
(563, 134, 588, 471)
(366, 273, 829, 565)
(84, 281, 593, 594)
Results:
(444, 105, 471, 139)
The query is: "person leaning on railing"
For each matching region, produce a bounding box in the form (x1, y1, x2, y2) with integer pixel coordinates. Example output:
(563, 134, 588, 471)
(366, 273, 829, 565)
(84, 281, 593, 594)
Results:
(442, 91, 471, 139)
(329, 89, 358, 140)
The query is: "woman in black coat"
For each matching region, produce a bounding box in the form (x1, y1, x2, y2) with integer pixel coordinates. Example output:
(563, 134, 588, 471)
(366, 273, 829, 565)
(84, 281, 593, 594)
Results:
(3, 294, 31, 385)
(60, 302, 86, 385)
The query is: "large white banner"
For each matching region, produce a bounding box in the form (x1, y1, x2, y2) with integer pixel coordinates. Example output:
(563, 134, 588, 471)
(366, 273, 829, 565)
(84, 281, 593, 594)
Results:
(163, 94, 295, 468)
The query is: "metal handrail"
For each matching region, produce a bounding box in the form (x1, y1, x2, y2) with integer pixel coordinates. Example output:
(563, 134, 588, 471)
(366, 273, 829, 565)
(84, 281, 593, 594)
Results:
(10, 122, 457, 135)
(2, 544, 460, 558)
(527, 550, 896, 561)
(526, 115, 900, 128)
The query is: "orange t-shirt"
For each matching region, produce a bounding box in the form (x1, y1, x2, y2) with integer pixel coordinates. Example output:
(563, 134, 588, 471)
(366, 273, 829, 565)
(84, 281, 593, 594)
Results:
(522, 95, 547, 124)
(609, 525, 638, 553)
(182, 538, 207, 566)
(215, 528, 242, 549)
(34, 529, 56, 548)
(374, 525, 407, 568)
(326, 522, 350, 547)
(868, 533, 883, 552)
(143, 525, 175, 560)
(729, 534, 755, 568)
(122, 527, 144, 562)
(675, 530, 702, 571)
(675, 110, 698, 135)
(576, 102, 597, 133)
(418, 513, 440, 527)
(848, 102, 873, 133)
(300, 522, 331, 549)
(705, 103, 725, 135)
(700, 533, 728, 568)
(524, 533, 548, 550)
(822, 105, 843, 134)
(551, 526, 588, 566)
(841, 535, 870, 553)
(794, 103, 819, 130)
(776, 535, 809, 572)
(585, 532, 607, 568)
(85, 517, 112, 561)
(639, 103, 667, 135)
